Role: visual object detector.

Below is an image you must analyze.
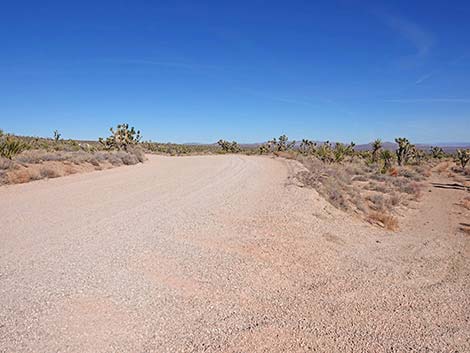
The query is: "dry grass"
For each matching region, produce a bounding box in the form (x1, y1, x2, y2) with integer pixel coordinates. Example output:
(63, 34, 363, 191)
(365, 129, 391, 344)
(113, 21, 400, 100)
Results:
(1, 148, 146, 186)
(436, 162, 450, 174)
(366, 211, 399, 231)
(296, 156, 428, 231)
(460, 197, 470, 211)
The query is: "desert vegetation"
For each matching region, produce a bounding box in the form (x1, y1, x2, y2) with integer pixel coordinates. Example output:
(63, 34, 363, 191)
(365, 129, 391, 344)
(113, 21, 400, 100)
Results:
(0, 124, 144, 185)
(2, 126, 468, 233)
(252, 134, 451, 230)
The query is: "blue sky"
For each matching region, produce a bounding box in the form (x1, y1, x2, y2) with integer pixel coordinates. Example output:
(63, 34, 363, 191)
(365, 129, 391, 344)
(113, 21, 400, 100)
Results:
(1, 0, 469, 143)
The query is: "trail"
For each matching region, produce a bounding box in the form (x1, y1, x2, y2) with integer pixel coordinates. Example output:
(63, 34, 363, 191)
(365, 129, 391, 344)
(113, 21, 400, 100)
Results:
(0, 155, 469, 352)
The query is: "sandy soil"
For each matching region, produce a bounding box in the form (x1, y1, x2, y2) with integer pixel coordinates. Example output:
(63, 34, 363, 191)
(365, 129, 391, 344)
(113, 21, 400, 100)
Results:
(0, 155, 469, 352)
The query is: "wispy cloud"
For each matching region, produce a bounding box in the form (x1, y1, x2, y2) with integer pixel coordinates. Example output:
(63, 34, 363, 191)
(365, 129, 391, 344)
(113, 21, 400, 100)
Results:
(415, 54, 467, 85)
(415, 71, 436, 84)
(382, 14, 434, 58)
(384, 98, 470, 103)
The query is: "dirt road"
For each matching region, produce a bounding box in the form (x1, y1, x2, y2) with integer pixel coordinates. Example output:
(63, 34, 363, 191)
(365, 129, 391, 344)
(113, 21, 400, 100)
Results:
(1, 155, 469, 352)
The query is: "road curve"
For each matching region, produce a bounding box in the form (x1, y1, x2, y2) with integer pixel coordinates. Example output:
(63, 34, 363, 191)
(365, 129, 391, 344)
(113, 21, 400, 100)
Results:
(1, 155, 469, 352)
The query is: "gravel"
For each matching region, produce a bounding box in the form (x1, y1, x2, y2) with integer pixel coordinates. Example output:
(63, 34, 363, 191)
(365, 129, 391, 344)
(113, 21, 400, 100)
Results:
(0, 155, 469, 352)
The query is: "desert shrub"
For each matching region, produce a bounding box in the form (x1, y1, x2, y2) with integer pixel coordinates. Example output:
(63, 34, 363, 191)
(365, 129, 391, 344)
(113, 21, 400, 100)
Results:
(129, 148, 145, 163)
(7, 168, 40, 184)
(345, 164, 367, 176)
(397, 168, 424, 181)
(39, 166, 61, 179)
(460, 197, 470, 210)
(352, 175, 368, 182)
(296, 152, 428, 231)
(0, 157, 12, 170)
(0, 135, 26, 159)
(106, 153, 124, 166)
(366, 194, 386, 211)
(390, 193, 400, 206)
(413, 165, 431, 178)
(366, 182, 390, 194)
(327, 187, 348, 210)
(369, 173, 389, 182)
(119, 152, 139, 165)
(367, 212, 398, 230)
(436, 162, 449, 173)
(351, 194, 367, 212)
(89, 158, 100, 167)
(400, 181, 421, 199)
(388, 167, 398, 177)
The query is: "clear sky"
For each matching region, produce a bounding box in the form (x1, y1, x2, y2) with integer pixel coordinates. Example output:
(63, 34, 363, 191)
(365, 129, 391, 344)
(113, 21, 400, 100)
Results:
(1, 0, 469, 143)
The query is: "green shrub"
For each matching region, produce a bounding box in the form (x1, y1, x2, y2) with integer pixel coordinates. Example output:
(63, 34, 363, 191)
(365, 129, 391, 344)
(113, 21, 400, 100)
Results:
(0, 135, 26, 159)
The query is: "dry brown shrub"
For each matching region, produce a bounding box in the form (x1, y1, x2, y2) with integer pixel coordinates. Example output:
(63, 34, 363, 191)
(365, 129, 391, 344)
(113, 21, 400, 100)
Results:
(366, 194, 386, 211)
(389, 193, 400, 206)
(39, 165, 62, 179)
(389, 167, 398, 177)
(366, 182, 391, 193)
(436, 162, 449, 174)
(460, 226, 470, 235)
(0, 157, 13, 170)
(63, 164, 77, 175)
(398, 167, 424, 181)
(367, 211, 399, 231)
(413, 165, 431, 177)
(7, 167, 41, 184)
(461, 197, 470, 210)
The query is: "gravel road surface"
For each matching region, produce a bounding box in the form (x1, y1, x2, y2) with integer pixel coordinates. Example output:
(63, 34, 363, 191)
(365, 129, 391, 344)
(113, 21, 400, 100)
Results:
(1, 155, 469, 352)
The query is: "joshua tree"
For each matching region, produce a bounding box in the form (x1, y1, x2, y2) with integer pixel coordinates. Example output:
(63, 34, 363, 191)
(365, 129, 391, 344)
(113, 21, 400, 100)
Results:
(299, 139, 316, 155)
(271, 134, 295, 152)
(258, 143, 270, 154)
(53, 130, 61, 143)
(411, 147, 426, 165)
(317, 141, 334, 163)
(99, 123, 141, 151)
(371, 139, 382, 163)
(333, 143, 347, 163)
(457, 149, 470, 169)
(395, 137, 412, 166)
(217, 139, 241, 153)
(346, 141, 356, 156)
(380, 149, 393, 173)
(430, 146, 444, 159)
